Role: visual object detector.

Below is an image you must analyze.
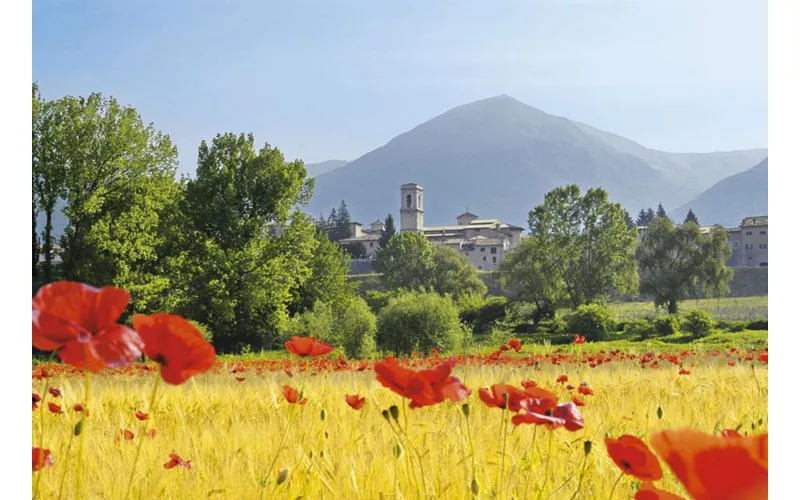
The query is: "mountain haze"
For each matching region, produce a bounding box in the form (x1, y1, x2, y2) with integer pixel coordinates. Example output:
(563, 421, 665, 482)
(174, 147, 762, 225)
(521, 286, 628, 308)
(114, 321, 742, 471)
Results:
(306, 95, 765, 228)
(670, 158, 767, 227)
(305, 159, 347, 178)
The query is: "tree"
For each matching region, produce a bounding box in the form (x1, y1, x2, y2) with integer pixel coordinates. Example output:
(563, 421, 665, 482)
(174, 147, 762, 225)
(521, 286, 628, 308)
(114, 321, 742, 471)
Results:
(646, 207, 656, 224)
(635, 208, 649, 227)
(656, 202, 668, 219)
(623, 209, 636, 229)
(430, 245, 487, 298)
(379, 213, 396, 248)
(526, 185, 639, 308)
(374, 231, 436, 291)
(291, 228, 354, 314)
(684, 209, 699, 225)
(636, 217, 733, 314)
(342, 241, 367, 258)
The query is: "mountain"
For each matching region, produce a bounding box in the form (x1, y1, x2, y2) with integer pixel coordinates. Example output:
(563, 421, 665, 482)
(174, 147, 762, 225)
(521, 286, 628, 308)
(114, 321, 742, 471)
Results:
(306, 95, 765, 228)
(305, 160, 347, 178)
(669, 158, 767, 227)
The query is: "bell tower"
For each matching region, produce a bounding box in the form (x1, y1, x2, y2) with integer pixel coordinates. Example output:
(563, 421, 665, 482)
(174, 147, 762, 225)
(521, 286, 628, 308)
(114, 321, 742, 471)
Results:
(399, 183, 424, 232)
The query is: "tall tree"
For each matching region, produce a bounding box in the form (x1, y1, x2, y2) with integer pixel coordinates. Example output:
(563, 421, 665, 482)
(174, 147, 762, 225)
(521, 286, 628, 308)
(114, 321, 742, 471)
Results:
(623, 209, 636, 230)
(374, 231, 436, 291)
(526, 185, 639, 308)
(684, 209, 699, 225)
(636, 217, 732, 314)
(645, 207, 656, 225)
(291, 227, 355, 314)
(379, 213, 396, 248)
(430, 245, 487, 298)
(635, 208, 649, 227)
(656, 202, 668, 219)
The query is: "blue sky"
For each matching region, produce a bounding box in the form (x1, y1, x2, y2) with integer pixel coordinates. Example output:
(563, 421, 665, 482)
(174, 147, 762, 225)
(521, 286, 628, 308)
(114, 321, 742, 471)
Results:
(33, 0, 766, 176)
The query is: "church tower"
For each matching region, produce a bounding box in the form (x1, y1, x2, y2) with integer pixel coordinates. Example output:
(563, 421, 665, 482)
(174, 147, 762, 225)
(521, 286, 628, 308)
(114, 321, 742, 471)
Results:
(399, 183, 424, 232)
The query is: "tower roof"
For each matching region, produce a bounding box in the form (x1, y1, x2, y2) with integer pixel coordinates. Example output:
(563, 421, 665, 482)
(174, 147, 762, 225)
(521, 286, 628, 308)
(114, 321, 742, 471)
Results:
(400, 183, 423, 190)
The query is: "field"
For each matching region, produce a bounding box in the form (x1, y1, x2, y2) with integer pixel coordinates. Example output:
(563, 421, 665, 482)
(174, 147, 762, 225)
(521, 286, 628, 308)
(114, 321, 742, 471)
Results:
(32, 341, 768, 499)
(608, 296, 768, 321)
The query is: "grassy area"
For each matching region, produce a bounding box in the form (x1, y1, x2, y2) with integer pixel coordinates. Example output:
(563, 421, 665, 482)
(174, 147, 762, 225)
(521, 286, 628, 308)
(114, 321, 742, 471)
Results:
(608, 296, 768, 321)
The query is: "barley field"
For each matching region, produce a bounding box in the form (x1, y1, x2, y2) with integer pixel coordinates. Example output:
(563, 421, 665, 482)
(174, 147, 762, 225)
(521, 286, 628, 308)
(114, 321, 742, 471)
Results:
(32, 348, 768, 500)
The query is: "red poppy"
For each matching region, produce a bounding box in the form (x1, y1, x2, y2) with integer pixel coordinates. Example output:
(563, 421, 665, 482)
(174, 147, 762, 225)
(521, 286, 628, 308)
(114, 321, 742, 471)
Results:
(565, 384, 575, 390)
(284, 336, 335, 358)
(520, 380, 537, 389)
(32, 447, 54, 472)
(649, 428, 767, 500)
(573, 335, 586, 344)
(557, 375, 568, 384)
(48, 387, 61, 398)
(577, 385, 594, 396)
(345, 394, 366, 410)
(33, 393, 41, 411)
(284, 367, 294, 377)
(164, 453, 191, 470)
(507, 338, 522, 352)
(722, 429, 742, 438)
(605, 435, 663, 481)
(374, 356, 470, 409)
(499, 344, 510, 351)
(47, 402, 63, 414)
(32, 282, 144, 372)
(479, 384, 528, 412)
(728, 361, 736, 367)
(145, 429, 157, 439)
(634, 482, 686, 500)
(758, 351, 768, 364)
(235, 377, 245, 382)
(73, 403, 89, 416)
(132, 314, 216, 385)
(282, 385, 307, 405)
(572, 396, 586, 407)
(511, 402, 584, 431)
(679, 368, 691, 375)
(116, 429, 135, 441)
(135, 411, 148, 421)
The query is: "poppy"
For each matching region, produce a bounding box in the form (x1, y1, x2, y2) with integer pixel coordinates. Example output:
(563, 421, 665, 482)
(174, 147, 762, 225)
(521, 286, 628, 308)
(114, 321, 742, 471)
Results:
(758, 351, 768, 364)
(577, 385, 594, 396)
(116, 429, 135, 441)
(282, 385, 307, 405)
(507, 339, 522, 352)
(728, 361, 736, 367)
(135, 411, 148, 421)
(374, 356, 470, 409)
(345, 394, 366, 410)
(164, 453, 191, 470)
(145, 429, 157, 439)
(565, 384, 575, 391)
(605, 435, 663, 481)
(634, 482, 686, 500)
(499, 344, 510, 352)
(32, 282, 144, 372)
(722, 429, 742, 438)
(33, 393, 41, 411)
(679, 368, 691, 375)
(235, 377, 246, 382)
(512, 402, 584, 432)
(47, 402, 63, 414)
(132, 314, 216, 385)
(572, 396, 586, 407)
(284, 336, 335, 358)
(573, 335, 586, 344)
(32, 447, 54, 472)
(73, 403, 89, 416)
(520, 380, 537, 389)
(649, 428, 767, 500)
(479, 384, 529, 412)
(557, 375, 568, 384)
(48, 387, 61, 398)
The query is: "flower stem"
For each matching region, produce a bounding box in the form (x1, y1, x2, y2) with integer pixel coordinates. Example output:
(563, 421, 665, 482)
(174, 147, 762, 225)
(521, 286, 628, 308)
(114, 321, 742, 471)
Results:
(75, 367, 91, 498)
(522, 426, 538, 500)
(498, 408, 509, 499)
(608, 470, 625, 500)
(395, 412, 430, 497)
(33, 373, 50, 500)
(538, 429, 554, 498)
(123, 369, 162, 500)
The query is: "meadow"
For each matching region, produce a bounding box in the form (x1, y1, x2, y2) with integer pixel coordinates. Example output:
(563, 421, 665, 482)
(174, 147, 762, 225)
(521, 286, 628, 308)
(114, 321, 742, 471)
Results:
(608, 296, 768, 321)
(32, 342, 768, 499)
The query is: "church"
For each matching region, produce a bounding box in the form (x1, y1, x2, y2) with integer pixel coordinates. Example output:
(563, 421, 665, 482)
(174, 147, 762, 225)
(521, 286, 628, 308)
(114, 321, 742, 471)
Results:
(340, 183, 523, 271)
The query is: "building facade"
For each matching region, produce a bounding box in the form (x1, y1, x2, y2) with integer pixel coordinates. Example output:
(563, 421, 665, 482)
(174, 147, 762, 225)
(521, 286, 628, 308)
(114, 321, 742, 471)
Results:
(338, 218, 385, 258)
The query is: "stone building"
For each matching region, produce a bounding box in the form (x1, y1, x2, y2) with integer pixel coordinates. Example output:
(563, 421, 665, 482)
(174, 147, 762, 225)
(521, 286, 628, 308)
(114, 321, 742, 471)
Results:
(338, 219, 385, 258)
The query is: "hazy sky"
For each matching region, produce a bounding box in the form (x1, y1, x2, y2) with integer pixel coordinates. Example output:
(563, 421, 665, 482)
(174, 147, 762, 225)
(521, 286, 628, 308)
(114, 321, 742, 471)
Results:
(33, 0, 766, 175)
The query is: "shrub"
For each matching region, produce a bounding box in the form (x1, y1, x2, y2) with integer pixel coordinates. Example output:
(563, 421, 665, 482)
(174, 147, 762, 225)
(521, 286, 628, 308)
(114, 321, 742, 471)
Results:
(565, 304, 617, 342)
(286, 297, 377, 358)
(746, 318, 768, 331)
(653, 315, 680, 336)
(622, 319, 656, 340)
(682, 310, 715, 338)
(458, 295, 507, 334)
(537, 316, 566, 334)
(364, 290, 393, 314)
(377, 291, 467, 356)
(717, 320, 747, 332)
(188, 320, 214, 344)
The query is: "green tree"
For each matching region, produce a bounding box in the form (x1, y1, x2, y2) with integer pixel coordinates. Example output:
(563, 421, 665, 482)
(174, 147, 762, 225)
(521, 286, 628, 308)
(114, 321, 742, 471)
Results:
(656, 202, 668, 219)
(636, 217, 733, 314)
(342, 241, 367, 258)
(684, 209, 699, 225)
(646, 207, 656, 224)
(526, 185, 639, 308)
(291, 228, 354, 314)
(635, 208, 649, 227)
(327, 201, 352, 242)
(430, 244, 487, 298)
(374, 231, 435, 291)
(623, 209, 636, 229)
(379, 213, 396, 248)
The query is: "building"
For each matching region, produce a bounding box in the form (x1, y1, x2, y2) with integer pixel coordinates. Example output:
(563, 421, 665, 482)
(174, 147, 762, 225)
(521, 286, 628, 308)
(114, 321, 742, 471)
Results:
(636, 215, 767, 267)
(338, 219, 385, 258)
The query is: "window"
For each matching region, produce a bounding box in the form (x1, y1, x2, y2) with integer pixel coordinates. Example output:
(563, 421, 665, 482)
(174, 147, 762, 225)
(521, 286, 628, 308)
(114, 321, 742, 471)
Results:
(760, 262, 768, 267)
(759, 230, 766, 235)
(490, 247, 497, 254)
(492, 256, 497, 263)
(745, 244, 753, 249)
(483, 256, 486, 262)
(370, 242, 374, 248)
(745, 231, 752, 235)
(480, 247, 485, 252)
(478, 266, 482, 270)
(406, 194, 411, 208)
(759, 244, 767, 249)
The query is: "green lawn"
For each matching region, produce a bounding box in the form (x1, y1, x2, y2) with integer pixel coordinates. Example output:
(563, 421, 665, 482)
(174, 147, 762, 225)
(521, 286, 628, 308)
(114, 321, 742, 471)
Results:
(608, 296, 767, 321)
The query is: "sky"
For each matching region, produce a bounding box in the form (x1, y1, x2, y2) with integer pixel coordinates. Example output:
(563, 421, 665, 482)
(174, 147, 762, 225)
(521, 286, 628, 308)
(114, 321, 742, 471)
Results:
(33, 0, 767, 176)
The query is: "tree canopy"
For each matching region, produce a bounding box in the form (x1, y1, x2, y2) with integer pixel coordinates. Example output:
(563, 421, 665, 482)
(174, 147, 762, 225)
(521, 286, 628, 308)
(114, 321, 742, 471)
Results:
(374, 231, 436, 291)
(379, 213, 396, 248)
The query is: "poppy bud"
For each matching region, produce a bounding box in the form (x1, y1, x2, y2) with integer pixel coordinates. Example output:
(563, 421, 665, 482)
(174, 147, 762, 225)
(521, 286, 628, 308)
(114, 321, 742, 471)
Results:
(381, 410, 390, 422)
(74, 419, 84, 437)
(471, 478, 480, 496)
(276, 468, 289, 485)
(320, 450, 324, 458)
(389, 405, 400, 422)
(462, 403, 471, 417)
(657, 406, 663, 420)
(583, 440, 592, 455)
(320, 409, 326, 421)
(393, 442, 404, 460)
(325, 430, 329, 439)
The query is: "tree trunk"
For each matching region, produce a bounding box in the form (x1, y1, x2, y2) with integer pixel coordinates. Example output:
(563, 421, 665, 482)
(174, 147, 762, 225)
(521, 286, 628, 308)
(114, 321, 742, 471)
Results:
(32, 203, 39, 283)
(667, 299, 678, 315)
(42, 206, 53, 283)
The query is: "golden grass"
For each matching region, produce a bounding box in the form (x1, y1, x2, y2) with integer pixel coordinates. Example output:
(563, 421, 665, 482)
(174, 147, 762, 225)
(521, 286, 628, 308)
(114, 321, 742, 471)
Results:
(33, 359, 767, 499)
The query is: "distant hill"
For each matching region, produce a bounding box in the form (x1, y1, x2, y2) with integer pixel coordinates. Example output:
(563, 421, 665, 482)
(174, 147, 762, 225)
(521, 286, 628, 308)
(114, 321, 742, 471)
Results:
(305, 160, 347, 178)
(306, 95, 765, 228)
(669, 158, 768, 227)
